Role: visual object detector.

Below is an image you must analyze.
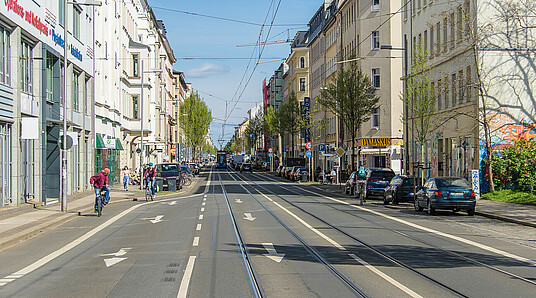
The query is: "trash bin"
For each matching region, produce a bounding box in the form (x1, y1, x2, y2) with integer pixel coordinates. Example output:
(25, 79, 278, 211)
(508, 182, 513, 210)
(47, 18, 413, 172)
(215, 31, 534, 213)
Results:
(302, 172, 309, 182)
(155, 179, 164, 193)
(168, 178, 177, 192)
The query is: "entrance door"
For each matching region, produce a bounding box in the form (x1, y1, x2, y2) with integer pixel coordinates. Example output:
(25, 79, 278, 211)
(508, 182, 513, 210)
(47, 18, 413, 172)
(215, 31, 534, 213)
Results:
(0, 123, 12, 207)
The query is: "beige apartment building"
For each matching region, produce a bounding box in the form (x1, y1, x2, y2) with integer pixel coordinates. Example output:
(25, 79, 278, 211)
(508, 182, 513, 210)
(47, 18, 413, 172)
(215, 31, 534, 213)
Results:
(308, 0, 404, 174)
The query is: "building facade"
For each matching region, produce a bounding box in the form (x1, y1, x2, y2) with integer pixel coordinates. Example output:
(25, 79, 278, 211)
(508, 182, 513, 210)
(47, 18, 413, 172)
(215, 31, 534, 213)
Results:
(0, 0, 96, 207)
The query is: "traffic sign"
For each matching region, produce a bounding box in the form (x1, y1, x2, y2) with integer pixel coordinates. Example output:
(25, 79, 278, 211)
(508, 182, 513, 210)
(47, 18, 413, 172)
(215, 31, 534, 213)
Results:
(58, 135, 73, 150)
(336, 147, 345, 156)
(305, 142, 312, 150)
(268, 148, 273, 153)
(268, 153, 273, 157)
(305, 150, 312, 157)
(136, 148, 142, 154)
(318, 144, 325, 152)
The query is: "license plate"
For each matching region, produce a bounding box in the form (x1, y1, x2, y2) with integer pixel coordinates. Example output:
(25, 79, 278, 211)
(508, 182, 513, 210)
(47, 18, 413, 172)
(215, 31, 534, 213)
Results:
(450, 192, 464, 197)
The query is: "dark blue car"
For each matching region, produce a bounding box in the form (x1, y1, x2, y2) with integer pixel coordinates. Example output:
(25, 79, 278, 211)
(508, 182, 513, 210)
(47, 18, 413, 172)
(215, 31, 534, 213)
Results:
(364, 168, 396, 199)
(415, 177, 476, 216)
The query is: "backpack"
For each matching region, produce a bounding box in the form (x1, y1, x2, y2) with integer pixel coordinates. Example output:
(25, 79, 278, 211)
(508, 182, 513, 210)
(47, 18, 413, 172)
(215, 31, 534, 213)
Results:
(357, 166, 366, 179)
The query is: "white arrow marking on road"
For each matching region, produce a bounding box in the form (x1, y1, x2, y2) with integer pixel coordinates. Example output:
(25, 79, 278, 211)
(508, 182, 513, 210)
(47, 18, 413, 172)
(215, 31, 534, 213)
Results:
(161, 201, 177, 206)
(262, 243, 285, 263)
(101, 248, 132, 257)
(142, 215, 164, 224)
(104, 257, 127, 267)
(243, 213, 256, 221)
(235, 199, 243, 204)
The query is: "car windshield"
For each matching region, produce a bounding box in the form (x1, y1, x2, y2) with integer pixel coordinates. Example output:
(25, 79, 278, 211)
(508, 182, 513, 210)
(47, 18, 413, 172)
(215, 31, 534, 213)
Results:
(370, 171, 395, 180)
(436, 178, 471, 189)
(401, 178, 418, 186)
(157, 164, 178, 172)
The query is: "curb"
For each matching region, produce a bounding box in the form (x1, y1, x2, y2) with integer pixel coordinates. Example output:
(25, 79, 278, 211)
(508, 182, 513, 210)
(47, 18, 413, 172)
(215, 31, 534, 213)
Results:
(475, 211, 536, 228)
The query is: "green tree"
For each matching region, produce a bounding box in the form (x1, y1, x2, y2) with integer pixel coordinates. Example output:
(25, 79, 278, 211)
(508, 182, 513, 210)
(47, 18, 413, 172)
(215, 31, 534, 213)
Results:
(280, 92, 305, 157)
(318, 53, 380, 171)
(403, 44, 435, 183)
(265, 106, 285, 165)
(179, 92, 212, 160)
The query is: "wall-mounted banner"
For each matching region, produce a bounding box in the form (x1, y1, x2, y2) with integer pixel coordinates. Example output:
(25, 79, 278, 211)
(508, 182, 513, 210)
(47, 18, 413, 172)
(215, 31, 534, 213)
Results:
(360, 138, 403, 147)
(303, 97, 310, 143)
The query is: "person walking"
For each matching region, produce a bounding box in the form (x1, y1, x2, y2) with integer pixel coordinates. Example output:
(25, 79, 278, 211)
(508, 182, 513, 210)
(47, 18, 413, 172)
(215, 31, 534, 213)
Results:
(330, 169, 337, 184)
(122, 166, 130, 191)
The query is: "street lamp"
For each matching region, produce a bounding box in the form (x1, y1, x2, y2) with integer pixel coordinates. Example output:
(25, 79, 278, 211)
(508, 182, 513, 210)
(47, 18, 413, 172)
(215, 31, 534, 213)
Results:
(138, 62, 163, 189)
(61, 0, 102, 212)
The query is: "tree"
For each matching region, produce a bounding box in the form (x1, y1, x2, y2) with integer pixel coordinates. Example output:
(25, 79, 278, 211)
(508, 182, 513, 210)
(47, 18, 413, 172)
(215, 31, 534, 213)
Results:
(265, 106, 285, 165)
(280, 91, 305, 157)
(318, 53, 380, 171)
(179, 92, 212, 161)
(404, 44, 436, 183)
(245, 111, 265, 154)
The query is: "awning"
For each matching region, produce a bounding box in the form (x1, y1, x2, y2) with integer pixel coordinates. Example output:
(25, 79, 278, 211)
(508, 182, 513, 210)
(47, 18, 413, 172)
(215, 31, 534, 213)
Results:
(96, 134, 106, 149)
(115, 139, 124, 150)
(359, 148, 391, 155)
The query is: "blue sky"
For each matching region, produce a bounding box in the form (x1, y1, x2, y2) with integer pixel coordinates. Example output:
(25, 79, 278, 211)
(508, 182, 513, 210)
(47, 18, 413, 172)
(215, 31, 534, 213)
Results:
(147, 0, 322, 148)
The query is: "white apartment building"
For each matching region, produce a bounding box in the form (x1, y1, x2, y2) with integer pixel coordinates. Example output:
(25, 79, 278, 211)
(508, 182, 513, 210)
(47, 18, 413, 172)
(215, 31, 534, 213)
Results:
(0, 0, 96, 207)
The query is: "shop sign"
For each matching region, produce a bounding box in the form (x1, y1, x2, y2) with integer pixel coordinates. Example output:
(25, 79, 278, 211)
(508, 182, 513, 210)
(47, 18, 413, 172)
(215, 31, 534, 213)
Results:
(360, 138, 403, 147)
(51, 29, 83, 62)
(4, 0, 49, 36)
(104, 137, 115, 149)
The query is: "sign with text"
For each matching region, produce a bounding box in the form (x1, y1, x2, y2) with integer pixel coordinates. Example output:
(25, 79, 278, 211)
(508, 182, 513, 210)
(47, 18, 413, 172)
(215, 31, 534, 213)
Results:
(303, 97, 311, 143)
(472, 170, 480, 200)
(359, 138, 404, 147)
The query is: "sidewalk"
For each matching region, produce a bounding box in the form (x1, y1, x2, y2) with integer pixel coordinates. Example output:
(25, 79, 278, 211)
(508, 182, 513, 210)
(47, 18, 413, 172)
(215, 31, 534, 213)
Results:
(278, 175, 536, 228)
(0, 181, 194, 251)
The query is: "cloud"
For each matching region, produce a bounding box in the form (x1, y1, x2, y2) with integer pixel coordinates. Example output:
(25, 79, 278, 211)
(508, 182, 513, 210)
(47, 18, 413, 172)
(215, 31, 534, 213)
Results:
(186, 63, 230, 78)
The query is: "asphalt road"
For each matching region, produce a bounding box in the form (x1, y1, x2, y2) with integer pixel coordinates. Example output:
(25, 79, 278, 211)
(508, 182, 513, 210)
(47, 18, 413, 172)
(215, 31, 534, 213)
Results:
(0, 167, 535, 297)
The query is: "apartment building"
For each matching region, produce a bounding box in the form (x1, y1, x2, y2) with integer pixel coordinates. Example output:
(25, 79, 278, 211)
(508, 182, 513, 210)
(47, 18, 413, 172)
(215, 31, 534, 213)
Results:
(0, 0, 96, 207)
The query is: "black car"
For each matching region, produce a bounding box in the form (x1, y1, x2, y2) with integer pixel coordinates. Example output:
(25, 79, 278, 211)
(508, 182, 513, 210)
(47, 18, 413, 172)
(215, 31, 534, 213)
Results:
(293, 168, 309, 181)
(364, 168, 396, 199)
(155, 163, 182, 191)
(240, 163, 252, 172)
(383, 176, 421, 205)
(234, 162, 243, 171)
(415, 177, 476, 215)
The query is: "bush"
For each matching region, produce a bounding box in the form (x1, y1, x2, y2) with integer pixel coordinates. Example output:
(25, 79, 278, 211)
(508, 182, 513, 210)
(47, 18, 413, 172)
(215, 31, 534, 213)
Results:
(481, 189, 536, 205)
(489, 139, 536, 193)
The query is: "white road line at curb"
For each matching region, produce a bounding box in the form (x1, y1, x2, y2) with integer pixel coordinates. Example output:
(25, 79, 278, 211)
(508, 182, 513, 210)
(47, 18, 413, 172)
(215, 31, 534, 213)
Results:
(193, 237, 200, 247)
(177, 256, 196, 298)
(349, 254, 423, 298)
(196, 224, 202, 231)
(296, 186, 536, 266)
(200, 207, 205, 212)
(199, 214, 204, 220)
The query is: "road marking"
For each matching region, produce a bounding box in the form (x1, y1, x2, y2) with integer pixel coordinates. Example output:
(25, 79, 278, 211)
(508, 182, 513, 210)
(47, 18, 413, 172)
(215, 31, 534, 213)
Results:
(204, 195, 207, 198)
(101, 248, 132, 257)
(104, 257, 127, 267)
(202, 202, 206, 206)
(199, 214, 204, 220)
(193, 237, 200, 246)
(203, 198, 206, 202)
(196, 224, 202, 231)
(243, 213, 256, 221)
(235, 199, 243, 204)
(295, 185, 536, 266)
(142, 215, 164, 224)
(177, 256, 196, 298)
(254, 188, 345, 250)
(161, 201, 177, 206)
(263, 243, 285, 263)
(349, 254, 423, 298)
(200, 207, 205, 212)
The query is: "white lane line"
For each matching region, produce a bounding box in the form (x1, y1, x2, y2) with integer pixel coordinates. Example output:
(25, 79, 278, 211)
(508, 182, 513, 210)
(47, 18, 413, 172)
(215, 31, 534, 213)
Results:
(204, 195, 207, 198)
(200, 207, 205, 212)
(255, 189, 345, 250)
(177, 256, 196, 298)
(196, 224, 202, 231)
(202, 202, 206, 206)
(203, 198, 206, 202)
(295, 186, 536, 266)
(199, 214, 204, 220)
(349, 254, 423, 298)
(193, 237, 200, 247)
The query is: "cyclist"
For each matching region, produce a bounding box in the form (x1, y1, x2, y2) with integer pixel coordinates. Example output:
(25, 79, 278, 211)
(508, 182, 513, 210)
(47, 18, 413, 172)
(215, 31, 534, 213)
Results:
(144, 162, 156, 200)
(355, 166, 367, 204)
(90, 168, 111, 212)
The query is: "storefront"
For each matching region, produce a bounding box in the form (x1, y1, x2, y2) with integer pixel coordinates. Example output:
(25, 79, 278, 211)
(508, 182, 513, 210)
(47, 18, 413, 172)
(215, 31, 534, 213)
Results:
(359, 138, 403, 174)
(95, 134, 124, 185)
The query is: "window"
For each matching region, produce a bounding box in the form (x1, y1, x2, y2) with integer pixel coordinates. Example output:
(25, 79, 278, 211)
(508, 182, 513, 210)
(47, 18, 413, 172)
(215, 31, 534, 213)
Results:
(429, 26, 434, 57)
(431, 81, 435, 107)
(457, 6, 463, 43)
(466, 66, 471, 100)
(132, 95, 139, 119)
(299, 78, 306, 92)
(132, 54, 139, 77)
(458, 70, 464, 103)
(84, 77, 89, 114)
(437, 79, 442, 110)
(73, 6, 81, 39)
(46, 56, 54, 103)
(450, 12, 455, 48)
(373, 0, 380, 12)
(60, 62, 64, 107)
(21, 40, 33, 94)
(300, 57, 305, 68)
(443, 18, 448, 52)
(404, 0, 408, 20)
(73, 71, 80, 111)
(424, 31, 428, 55)
(444, 76, 449, 108)
(451, 73, 457, 106)
(436, 23, 441, 55)
(372, 68, 380, 88)
(417, 0, 421, 11)
(372, 108, 380, 128)
(372, 31, 380, 49)
(59, 0, 65, 27)
(465, 0, 471, 36)
(0, 26, 10, 85)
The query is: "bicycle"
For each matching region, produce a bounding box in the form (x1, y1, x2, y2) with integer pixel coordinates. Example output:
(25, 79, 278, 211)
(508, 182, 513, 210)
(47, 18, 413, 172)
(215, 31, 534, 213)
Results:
(355, 180, 367, 206)
(96, 190, 106, 217)
(181, 172, 193, 186)
(145, 178, 154, 201)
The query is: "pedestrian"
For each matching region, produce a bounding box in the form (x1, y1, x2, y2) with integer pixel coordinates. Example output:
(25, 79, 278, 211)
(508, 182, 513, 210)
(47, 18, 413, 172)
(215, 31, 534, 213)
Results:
(330, 169, 337, 184)
(122, 166, 130, 191)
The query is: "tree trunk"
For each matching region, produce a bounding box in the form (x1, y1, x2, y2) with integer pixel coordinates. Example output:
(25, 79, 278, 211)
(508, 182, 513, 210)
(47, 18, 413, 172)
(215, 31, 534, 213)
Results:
(351, 136, 356, 172)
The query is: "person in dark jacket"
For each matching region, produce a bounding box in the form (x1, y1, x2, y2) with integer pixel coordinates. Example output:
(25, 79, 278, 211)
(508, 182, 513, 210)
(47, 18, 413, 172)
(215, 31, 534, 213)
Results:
(90, 168, 111, 211)
(144, 163, 156, 199)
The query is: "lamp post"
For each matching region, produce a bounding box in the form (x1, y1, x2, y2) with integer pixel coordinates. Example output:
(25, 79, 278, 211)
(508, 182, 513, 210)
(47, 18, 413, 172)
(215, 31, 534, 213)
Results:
(62, 0, 101, 212)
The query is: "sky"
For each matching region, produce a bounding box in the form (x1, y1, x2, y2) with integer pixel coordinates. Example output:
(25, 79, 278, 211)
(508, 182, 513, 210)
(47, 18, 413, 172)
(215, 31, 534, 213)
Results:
(146, 0, 323, 148)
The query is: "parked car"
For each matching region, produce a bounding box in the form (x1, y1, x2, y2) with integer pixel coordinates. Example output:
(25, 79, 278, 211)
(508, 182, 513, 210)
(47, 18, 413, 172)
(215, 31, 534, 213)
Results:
(276, 165, 284, 176)
(284, 166, 296, 179)
(364, 168, 396, 199)
(293, 168, 309, 181)
(234, 162, 243, 171)
(415, 177, 476, 215)
(345, 171, 357, 195)
(262, 162, 271, 171)
(155, 163, 182, 191)
(240, 163, 252, 172)
(383, 176, 421, 205)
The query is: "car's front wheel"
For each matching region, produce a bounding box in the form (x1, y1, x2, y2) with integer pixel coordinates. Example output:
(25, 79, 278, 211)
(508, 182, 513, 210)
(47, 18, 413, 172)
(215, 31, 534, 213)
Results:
(383, 195, 389, 205)
(414, 199, 423, 212)
(467, 208, 475, 216)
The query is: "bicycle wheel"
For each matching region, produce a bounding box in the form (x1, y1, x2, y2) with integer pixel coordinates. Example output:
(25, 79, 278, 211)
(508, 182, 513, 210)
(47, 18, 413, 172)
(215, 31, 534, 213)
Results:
(97, 196, 103, 217)
(145, 187, 151, 201)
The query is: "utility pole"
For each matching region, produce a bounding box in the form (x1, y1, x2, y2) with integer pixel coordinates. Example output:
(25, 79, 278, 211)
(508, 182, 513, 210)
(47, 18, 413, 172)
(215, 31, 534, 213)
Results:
(139, 60, 144, 189)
